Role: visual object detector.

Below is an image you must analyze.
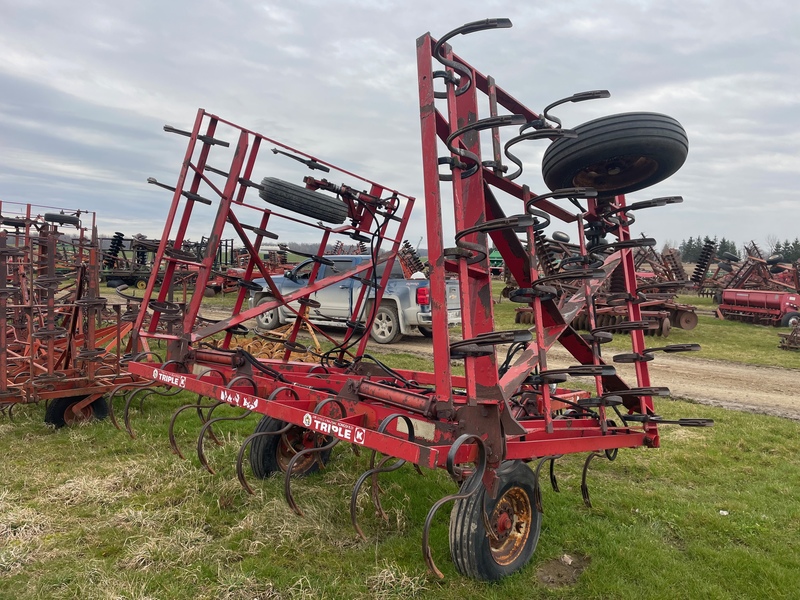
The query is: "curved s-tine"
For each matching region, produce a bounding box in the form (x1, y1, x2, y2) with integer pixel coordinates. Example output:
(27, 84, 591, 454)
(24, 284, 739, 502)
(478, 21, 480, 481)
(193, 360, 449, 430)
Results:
(422, 434, 488, 579)
(533, 454, 562, 513)
(550, 456, 560, 492)
(283, 436, 339, 516)
(581, 452, 604, 508)
(169, 399, 220, 459)
(235, 422, 294, 494)
(196, 408, 251, 474)
(108, 381, 151, 430)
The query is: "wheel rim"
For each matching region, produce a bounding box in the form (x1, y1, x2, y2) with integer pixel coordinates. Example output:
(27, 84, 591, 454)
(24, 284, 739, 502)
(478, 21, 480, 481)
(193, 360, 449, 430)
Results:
(373, 313, 395, 341)
(276, 426, 321, 473)
(64, 401, 93, 426)
(572, 155, 659, 194)
(488, 486, 533, 566)
(257, 310, 276, 329)
(136, 280, 147, 290)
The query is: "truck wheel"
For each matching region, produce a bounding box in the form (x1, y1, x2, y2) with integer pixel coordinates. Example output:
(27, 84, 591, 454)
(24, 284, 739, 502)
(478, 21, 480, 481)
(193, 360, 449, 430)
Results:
(249, 415, 331, 477)
(371, 303, 402, 344)
(255, 296, 281, 330)
(781, 312, 800, 328)
(259, 177, 348, 224)
(542, 112, 688, 197)
(418, 326, 433, 338)
(450, 461, 541, 581)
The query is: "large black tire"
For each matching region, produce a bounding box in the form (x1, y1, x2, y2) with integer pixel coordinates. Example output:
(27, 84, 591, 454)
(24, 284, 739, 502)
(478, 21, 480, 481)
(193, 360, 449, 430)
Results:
(766, 254, 783, 265)
(259, 177, 348, 224)
(249, 415, 332, 478)
(418, 326, 433, 338)
(720, 251, 740, 262)
(371, 303, 402, 344)
(717, 262, 733, 273)
(255, 296, 281, 330)
(105, 279, 125, 289)
(44, 213, 81, 227)
(542, 112, 688, 197)
(781, 312, 800, 328)
(450, 461, 541, 581)
(44, 396, 109, 428)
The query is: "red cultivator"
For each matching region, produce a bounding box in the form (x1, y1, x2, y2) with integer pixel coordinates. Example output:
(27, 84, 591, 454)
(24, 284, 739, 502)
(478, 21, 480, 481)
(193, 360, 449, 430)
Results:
(0, 202, 139, 425)
(123, 19, 711, 580)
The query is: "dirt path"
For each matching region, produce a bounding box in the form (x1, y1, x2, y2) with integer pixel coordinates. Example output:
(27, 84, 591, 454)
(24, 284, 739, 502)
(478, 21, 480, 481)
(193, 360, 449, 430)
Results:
(377, 337, 800, 421)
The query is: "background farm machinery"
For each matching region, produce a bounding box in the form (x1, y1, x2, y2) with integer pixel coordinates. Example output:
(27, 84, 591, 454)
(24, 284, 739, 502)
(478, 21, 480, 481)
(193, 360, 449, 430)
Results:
(0, 202, 139, 425)
(111, 19, 712, 581)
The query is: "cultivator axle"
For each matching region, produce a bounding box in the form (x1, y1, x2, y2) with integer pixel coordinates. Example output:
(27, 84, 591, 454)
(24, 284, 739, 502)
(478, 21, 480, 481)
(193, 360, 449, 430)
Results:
(121, 19, 711, 580)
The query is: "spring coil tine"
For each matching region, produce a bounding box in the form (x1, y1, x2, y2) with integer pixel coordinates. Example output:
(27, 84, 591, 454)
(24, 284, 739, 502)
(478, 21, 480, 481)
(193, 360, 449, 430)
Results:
(533, 454, 562, 513)
(123, 384, 183, 438)
(190, 369, 232, 446)
(422, 434, 488, 579)
(168, 398, 222, 459)
(107, 381, 152, 430)
(550, 457, 560, 492)
(235, 422, 294, 494)
(283, 436, 339, 517)
(195, 376, 259, 474)
(283, 397, 347, 515)
(350, 414, 417, 540)
(581, 452, 604, 508)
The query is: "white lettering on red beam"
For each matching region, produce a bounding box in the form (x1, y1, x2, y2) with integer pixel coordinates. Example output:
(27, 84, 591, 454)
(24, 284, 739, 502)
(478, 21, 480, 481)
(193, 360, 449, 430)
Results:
(303, 412, 366, 445)
(150, 367, 260, 410)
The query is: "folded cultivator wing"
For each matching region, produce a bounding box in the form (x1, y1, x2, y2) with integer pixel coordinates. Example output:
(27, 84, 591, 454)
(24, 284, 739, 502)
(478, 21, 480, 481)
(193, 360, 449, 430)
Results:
(123, 19, 711, 581)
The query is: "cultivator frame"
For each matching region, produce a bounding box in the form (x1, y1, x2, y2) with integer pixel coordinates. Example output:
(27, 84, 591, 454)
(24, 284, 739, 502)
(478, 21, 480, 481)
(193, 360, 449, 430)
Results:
(0, 201, 139, 424)
(124, 19, 709, 580)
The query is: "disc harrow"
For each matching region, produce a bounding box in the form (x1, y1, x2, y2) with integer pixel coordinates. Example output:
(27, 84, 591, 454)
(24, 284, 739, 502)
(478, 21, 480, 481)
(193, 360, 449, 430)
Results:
(121, 19, 711, 581)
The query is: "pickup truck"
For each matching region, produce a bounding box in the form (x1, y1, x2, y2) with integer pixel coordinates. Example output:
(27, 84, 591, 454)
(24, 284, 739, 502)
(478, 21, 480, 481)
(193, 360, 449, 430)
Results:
(247, 255, 461, 344)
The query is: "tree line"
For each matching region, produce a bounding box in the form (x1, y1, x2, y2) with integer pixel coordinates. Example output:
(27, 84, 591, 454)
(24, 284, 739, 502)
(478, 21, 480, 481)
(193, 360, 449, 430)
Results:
(678, 236, 800, 263)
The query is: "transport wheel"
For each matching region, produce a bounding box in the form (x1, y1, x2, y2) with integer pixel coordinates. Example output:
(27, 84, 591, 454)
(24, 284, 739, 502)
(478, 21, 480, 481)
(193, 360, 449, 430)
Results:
(720, 251, 740, 262)
(135, 278, 148, 290)
(44, 396, 109, 428)
(766, 254, 783, 265)
(259, 177, 348, 224)
(418, 326, 433, 338)
(255, 296, 281, 330)
(781, 312, 800, 328)
(542, 112, 688, 197)
(371, 303, 402, 344)
(105, 279, 125, 289)
(674, 310, 698, 330)
(450, 461, 541, 581)
(44, 213, 81, 227)
(249, 415, 332, 478)
(717, 262, 733, 273)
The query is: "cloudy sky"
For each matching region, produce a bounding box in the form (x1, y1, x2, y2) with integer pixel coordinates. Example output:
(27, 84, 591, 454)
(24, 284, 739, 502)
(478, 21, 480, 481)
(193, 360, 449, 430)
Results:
(1, 0, 798, 253)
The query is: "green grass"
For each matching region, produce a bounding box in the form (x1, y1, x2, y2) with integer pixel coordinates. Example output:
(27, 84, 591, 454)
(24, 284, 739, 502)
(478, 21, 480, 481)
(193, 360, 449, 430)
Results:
(1, 395, 798, 599)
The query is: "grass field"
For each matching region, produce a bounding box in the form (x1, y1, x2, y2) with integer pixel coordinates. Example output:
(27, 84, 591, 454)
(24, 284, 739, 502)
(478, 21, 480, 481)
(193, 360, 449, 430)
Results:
(1, 286, 798, 599)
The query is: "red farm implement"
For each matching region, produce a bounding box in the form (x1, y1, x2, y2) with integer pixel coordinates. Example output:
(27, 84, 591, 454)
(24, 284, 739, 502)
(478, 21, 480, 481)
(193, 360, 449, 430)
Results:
(122, 19, 710, 580)
(0, 202, 139, 426)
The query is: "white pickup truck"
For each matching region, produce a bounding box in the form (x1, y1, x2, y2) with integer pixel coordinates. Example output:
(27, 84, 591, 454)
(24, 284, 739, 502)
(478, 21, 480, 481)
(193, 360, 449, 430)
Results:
(248, 255, 461, 344)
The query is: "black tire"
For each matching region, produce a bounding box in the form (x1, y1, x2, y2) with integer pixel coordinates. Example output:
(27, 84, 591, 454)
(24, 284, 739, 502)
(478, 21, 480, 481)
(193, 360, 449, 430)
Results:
(249, 415, 332, 478)
(259, 177, 348, 224)
(105, 279, 125, 289)
(713, 290, 723, 304)
(717, 262, 733, 273)
(44, 213, 81, 227)
(418, 326, 433, 338)
(542, 112, 688, 197)
(766, 254, 783, 265)
(781, 312, 800, 328)
(371, 303, 402, 344)
(770, 265, 786, 274)
(44, 396, 108, 428)
(720, 251, 740, 262)
(450, 461, 541, 581)
(255, 296, 281, 330)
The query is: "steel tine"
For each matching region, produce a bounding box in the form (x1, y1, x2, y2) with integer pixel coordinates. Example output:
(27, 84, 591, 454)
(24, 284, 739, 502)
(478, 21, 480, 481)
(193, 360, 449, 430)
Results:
(581, 452, 603, 508)
(533, 454, 562, 513)
(283, 436, 339, 516)
(107, 381, 150, 430)
(235, 423, 294, 494)
(168, 400, 220, 459)
(422, 434, 487, 579)
(196, 408, 251, 474)
(549, 456, 560, 492)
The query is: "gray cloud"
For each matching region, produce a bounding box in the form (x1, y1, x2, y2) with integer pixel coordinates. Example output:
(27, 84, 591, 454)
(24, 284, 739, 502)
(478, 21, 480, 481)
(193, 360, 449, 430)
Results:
(0, 0, 798, 250)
